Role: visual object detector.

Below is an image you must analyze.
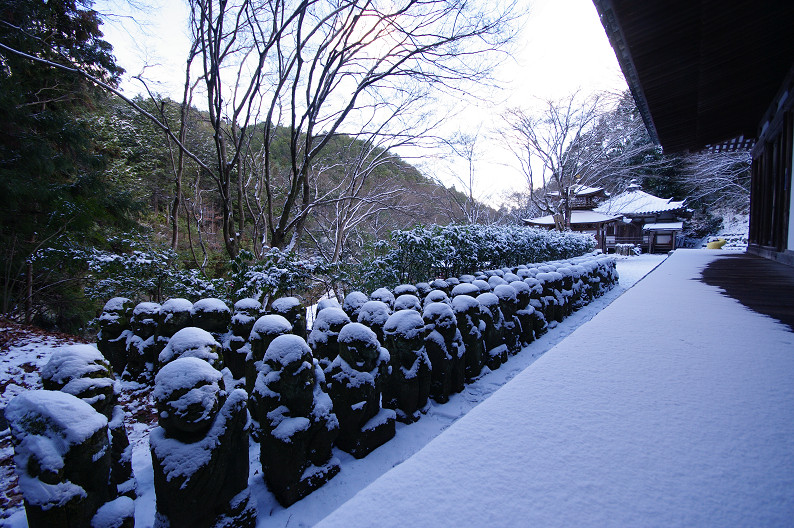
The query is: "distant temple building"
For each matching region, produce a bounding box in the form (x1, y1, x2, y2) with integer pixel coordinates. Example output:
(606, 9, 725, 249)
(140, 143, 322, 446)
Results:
(523, 183, 690, 253)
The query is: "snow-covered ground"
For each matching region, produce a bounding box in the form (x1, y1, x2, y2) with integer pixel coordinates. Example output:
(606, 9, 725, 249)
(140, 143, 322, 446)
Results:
(0, 254, 666, 527)
(316, 250, 794, 527)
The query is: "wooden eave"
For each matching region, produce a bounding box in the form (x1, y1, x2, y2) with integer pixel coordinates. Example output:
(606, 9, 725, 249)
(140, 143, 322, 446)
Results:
(593, 0, 794, 153)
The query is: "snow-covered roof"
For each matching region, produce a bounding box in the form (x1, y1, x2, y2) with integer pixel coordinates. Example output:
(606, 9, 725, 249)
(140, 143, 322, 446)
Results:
(547, 185, 605, 197)
(595, 189, 685, 215)
(643, 222, 684, 231)
(524, 210, 621, 226)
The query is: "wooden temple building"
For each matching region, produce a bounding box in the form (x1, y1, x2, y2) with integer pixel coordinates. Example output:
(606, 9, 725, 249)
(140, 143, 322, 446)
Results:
(593, 0, 794, 266)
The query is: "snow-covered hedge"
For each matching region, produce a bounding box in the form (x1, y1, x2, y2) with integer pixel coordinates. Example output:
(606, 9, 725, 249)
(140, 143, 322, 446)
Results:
(354, 224, 595, 291)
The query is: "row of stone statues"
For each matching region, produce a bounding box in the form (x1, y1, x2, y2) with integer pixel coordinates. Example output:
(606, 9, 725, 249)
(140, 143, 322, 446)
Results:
(6, 254, 617, 526)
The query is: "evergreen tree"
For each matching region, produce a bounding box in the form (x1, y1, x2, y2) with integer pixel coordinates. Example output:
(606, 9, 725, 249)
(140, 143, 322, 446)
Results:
(0, 0, 136, 328)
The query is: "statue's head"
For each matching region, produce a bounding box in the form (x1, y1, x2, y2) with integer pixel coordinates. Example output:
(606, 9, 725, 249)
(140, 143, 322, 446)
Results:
(264, 334, 316, 415)
(154, 357, 225, 438)
(338, 323, 382, 372)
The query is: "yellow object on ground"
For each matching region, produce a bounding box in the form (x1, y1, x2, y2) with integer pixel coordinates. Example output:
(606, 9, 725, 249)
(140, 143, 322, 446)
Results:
(706, 238, 727, 249)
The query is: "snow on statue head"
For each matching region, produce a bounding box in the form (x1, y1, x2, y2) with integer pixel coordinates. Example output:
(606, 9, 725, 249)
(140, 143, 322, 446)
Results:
(154, 357, 225, 439)
(158, 326, 223, 371)
(253, 334, 340, 506)
(369, 287, 395, 310)
(270, 296, 307, 339)
(5, 390, 133, 528)
(342, 291, 369, 321)
(356, 300, 391, 345)
(41, 344, 116, 418)
(338, 322, 384, 372)
(382, 309, 431, 423)
(394, 294, 422, 312)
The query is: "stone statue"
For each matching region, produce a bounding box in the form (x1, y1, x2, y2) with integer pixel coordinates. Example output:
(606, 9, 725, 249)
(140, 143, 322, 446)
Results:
(245, 314, 293, 440)
(423, 302, 466, 401)
(493, 284, 522, 355)
(270, 296, 307, 339)
(326, 323, 395, 458)
(158, 326, 223, 371)
(6, 390, 135, 528)
(476, 292, 508, 370)
(41, 345, 135, 500)
(356, 300, 391, 345)
(150, 357, 254, 528)
(342, 291, 369, 322)
(382, 309, 432, 423)
(225, 298, 262, 378)
(452, 294, 486, 381)
(308, 307, 350, 370)
(97, 297, 134, 375)
(155, 298, 193, 366)
(125, 301, 160, 381)
(252, 334, 340, 506)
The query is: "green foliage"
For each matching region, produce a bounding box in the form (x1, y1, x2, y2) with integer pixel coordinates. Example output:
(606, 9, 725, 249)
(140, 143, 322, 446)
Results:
(0, 0, 138, 325)
(227, 248, 326, 305)
(350, 224, 596, 291)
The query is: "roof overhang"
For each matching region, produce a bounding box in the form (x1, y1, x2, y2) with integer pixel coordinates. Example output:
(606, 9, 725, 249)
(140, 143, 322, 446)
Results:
(593, 0, 794, 153)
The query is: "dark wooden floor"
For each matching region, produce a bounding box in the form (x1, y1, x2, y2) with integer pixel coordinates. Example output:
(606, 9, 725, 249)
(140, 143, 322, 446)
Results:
(700, 252, 794, 333)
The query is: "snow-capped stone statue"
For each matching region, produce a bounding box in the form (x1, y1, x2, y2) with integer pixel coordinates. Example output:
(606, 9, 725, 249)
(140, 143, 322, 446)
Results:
(41, 345, 135, 500)
(154, 298, 193, 363)
(150, 357, 254, 527)
(423, 302, 465, 402)
(394, 294, 422, 312)
(97, 297, 134, 375)
(415, 282, 432, 300)
(253, 334, 340, 506)
(225, 298, 262, 378)
(125, 301, 160, 381)
(270, 296, 307, 340)
(158, 326, 223, 371)
(308, 307, 350, 369)
(451, 282, 480, 298)
(326, 323, 395, 458)
(191, 298, 232, 344)
(477, 292, 508, 370)
(524, 277, 548, 337)
(429, 279, 450, 295)
(356, 300, 391, 345)
(6, 390, 134, 528)
(452, 294, 486, 381)
(536, 271, 564, 324)
(393, 283, 419, 297)
(369, 287, 395, 311)
(382, 309, 431, 423)
(493, 284, 522, 354)
(316, 297, 343, 315)
(423, 289, 451, 308)
(245, 314, 293, 440)
(342, 291, 369, 322)
(509, 280, 536, 347)
(472, 279, 491, 294)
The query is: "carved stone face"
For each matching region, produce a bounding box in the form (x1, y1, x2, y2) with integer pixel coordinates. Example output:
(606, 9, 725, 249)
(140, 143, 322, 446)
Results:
(338, 324, 381, 372)
(154, 357, 225, 437)
(272, 350, 315, 416)
(99, 297, 134, 336)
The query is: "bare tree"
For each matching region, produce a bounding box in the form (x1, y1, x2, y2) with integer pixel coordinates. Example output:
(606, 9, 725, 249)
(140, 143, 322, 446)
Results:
(437, 127, 495, 224)
(189, 0, 517, 256)
(502, 91, 665, 229)
(680, 150, 751, 210)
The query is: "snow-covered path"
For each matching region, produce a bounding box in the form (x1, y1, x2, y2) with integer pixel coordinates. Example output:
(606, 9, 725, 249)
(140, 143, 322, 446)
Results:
(0, 254, 666, 527)
(316, 250, 794, 527)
